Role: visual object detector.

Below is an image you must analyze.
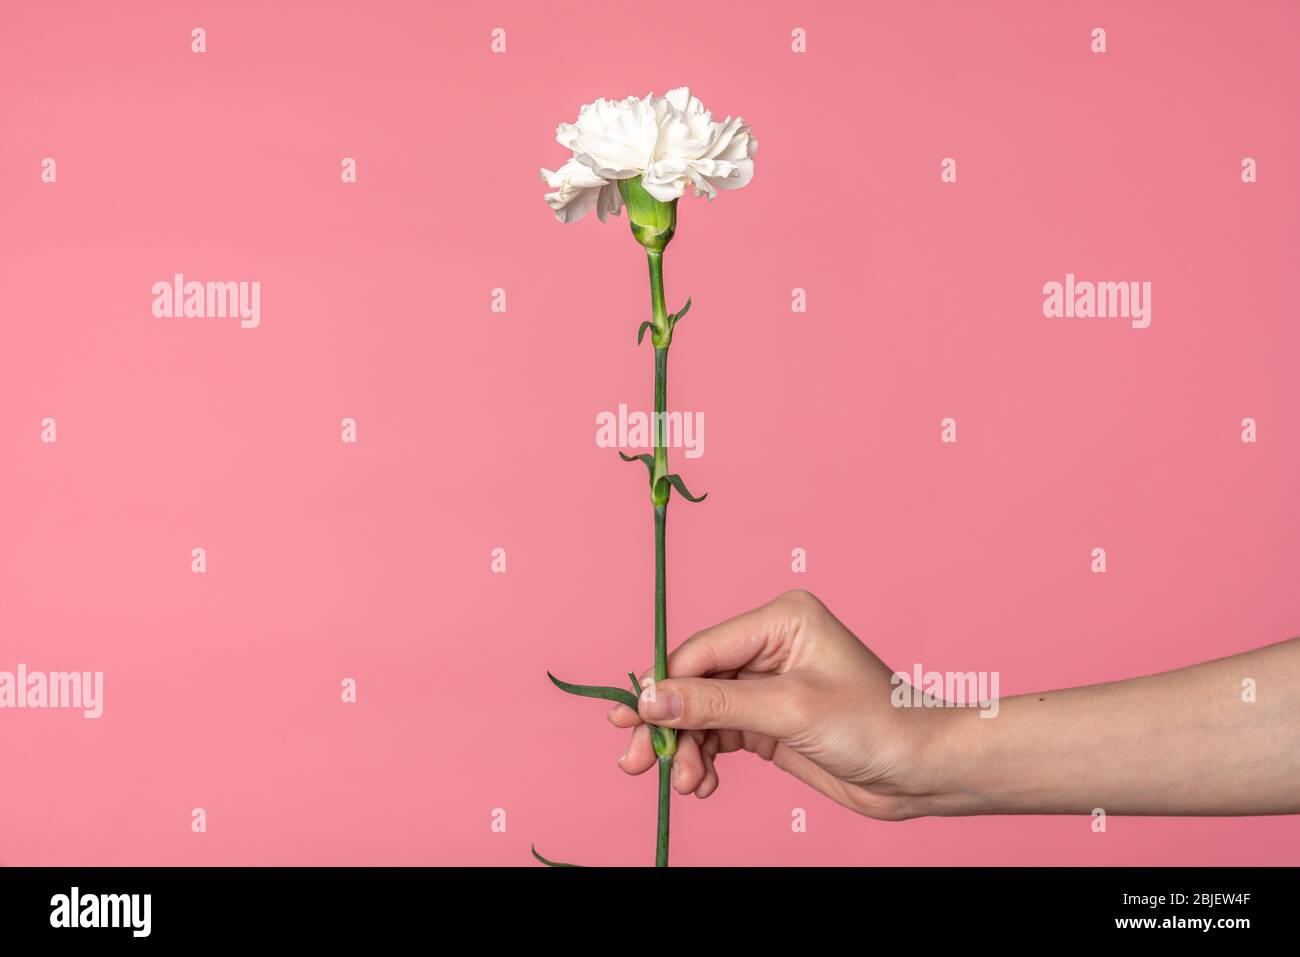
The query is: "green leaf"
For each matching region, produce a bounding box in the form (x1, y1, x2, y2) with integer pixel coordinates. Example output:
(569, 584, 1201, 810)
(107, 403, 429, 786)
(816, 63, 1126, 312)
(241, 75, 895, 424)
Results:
(546, 671, 639, 710)
(669, 298, 692, 328)
(531, 844, 583, 867)
(618, 450, 654, 469)
(667, 473, 708, 503)
(619, 450, 655, 488)
(637, 320, 653, 345)
(628, 672, 643, 696)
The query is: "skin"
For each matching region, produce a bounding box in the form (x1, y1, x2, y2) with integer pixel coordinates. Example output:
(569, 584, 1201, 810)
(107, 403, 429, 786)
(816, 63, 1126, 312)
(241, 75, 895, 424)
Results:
(609, 590, 1300, 819)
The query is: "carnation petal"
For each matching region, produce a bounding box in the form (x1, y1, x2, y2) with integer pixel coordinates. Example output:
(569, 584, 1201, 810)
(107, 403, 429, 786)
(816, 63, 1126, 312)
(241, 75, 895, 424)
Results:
(542, 88, 755, 222)
(664, 87, 707, 115)
(596, 181, 623, 222)
(541, 158, 614, 223)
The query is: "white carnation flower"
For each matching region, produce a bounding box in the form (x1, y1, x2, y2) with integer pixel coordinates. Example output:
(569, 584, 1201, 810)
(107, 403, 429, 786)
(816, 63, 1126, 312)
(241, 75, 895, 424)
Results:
(540, 87, 757, 224)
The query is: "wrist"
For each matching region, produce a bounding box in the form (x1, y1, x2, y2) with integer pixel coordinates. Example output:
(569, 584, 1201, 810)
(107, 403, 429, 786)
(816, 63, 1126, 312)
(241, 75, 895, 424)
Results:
(888, 704, 1012, 818)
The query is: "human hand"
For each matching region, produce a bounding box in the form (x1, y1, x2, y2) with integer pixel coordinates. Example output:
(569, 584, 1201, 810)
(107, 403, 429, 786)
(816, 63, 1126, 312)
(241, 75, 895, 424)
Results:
(608, 590, 948, 820)
(612, 590, 1300, 819)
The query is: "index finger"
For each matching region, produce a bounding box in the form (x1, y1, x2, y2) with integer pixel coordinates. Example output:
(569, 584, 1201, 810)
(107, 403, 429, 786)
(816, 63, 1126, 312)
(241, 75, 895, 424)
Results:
(611, 592, 806, 728)
(633, 591, 801, 688)
(665, 592, 802, 679)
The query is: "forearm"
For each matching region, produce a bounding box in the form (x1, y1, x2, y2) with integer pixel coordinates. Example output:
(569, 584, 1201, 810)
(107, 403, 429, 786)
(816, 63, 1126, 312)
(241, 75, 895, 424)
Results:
(919, 637, 1300, 816)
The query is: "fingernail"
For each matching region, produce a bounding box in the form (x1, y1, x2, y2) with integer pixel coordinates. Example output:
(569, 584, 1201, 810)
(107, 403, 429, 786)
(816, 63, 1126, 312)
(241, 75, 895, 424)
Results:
(641, 690, 682, 722)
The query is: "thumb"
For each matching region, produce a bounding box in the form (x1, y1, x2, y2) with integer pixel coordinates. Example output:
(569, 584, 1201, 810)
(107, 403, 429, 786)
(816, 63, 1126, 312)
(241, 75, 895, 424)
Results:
(638, 676, 803, 739)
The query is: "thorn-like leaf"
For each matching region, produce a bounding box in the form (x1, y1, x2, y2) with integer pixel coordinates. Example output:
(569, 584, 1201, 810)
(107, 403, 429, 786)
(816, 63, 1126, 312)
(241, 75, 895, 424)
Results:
(618, 450, 654, 469)
(546, 671, 639, 710)
(628, 672, 643, 697)
(532, 844, 583, 867)
(667, 473, 708, 503)
(637, 320, 653, 345)
(619, 450, 656, 488)
(669, 298, 692, 328)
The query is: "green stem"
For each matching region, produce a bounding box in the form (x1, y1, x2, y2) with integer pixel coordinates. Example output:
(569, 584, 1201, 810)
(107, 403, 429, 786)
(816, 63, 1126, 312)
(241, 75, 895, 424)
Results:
(646, 250, 670, 346)
(649, 249, 674, 867)
(653, 348, 669, 493)
(654, 503, 668, 681)
(656, 756, 672, 867)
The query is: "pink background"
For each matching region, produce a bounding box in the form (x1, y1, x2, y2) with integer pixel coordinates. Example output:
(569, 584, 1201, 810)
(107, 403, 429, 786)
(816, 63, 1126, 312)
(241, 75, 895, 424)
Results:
(2, 0, 1298, 866)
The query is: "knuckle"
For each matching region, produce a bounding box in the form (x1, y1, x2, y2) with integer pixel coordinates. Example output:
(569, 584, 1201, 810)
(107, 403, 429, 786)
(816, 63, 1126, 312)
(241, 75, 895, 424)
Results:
(782, 684, 817, 733)
(777, 588, 823, 615)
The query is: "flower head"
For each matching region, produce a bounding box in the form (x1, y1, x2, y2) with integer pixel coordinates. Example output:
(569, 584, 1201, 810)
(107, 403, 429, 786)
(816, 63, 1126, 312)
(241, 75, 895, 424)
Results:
(540, 88, 757, 225)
